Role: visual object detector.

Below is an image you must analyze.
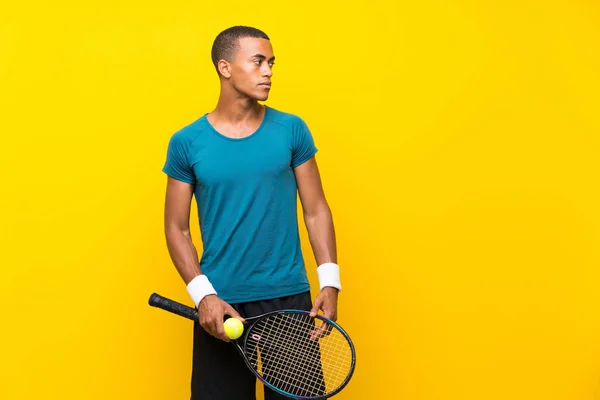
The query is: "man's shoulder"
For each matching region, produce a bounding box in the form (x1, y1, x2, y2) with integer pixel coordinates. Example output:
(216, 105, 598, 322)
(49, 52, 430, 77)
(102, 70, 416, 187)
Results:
(265, 106, 308, 131)
(168, 114, 209, 145)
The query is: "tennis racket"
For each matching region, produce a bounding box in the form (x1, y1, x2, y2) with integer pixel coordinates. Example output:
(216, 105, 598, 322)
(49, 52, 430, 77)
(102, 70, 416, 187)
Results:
(148, 292, 356, 399)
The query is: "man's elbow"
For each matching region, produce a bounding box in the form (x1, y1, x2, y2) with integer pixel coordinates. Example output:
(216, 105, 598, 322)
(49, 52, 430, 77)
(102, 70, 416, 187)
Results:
(164, 221, 191, 240)
(303, 201, 332, 221)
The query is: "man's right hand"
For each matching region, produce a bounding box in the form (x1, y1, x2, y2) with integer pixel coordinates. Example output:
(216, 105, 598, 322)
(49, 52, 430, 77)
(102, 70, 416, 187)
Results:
(198, 295, 245, 342)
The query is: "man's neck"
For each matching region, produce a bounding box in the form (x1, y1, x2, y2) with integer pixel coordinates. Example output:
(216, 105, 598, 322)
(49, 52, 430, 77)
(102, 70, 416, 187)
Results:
(211, 91, 264, 125)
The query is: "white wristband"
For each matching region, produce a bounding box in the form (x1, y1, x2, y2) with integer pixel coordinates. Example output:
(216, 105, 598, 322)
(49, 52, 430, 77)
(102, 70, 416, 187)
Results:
(186, 274, 217, 308)
(317, 262, 342, 291)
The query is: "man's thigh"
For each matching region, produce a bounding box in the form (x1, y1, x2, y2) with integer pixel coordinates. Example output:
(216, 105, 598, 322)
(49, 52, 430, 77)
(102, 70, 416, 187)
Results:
(243, 291, 326, 400)
(190, 318, 256, 400)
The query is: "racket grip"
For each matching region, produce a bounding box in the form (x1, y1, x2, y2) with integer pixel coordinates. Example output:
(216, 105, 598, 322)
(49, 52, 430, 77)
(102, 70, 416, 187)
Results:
(148, 293, 198, 321)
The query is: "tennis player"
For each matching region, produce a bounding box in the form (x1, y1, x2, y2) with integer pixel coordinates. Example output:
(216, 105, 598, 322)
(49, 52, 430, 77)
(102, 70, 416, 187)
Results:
(161, 26, 342, 399)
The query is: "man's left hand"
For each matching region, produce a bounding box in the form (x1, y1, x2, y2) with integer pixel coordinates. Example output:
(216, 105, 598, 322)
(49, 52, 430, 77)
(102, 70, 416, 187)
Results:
(310, 286, 339, 321)
(309, 287, 339, 340)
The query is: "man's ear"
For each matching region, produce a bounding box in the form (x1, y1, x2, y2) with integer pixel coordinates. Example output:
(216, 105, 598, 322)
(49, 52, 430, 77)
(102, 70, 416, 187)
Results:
(218, 60, 231, 79)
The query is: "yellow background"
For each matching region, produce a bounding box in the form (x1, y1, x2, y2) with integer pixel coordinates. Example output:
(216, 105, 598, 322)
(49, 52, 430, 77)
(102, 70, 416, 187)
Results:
(1, 0, 600, 399)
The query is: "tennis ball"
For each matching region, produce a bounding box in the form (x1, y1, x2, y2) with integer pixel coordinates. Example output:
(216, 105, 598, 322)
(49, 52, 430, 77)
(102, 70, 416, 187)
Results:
(223, 317, 244, 340)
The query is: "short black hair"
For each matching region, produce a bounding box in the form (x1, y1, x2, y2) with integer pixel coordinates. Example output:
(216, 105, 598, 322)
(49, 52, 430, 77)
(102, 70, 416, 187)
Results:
(211, 26, 270, 74)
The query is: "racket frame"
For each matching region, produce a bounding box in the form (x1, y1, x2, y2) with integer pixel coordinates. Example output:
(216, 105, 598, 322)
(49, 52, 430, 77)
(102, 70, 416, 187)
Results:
(148, 293, 356, 399)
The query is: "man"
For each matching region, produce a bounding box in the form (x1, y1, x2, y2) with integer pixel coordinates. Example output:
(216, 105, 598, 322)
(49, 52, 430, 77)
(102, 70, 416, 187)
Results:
(162, 26, 342, 400)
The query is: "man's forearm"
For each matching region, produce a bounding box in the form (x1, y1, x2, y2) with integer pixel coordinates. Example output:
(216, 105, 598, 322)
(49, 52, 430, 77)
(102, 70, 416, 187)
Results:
(166, 227, 218, 307)
(304, 206, 337, 266)
(165, 227, 202, 284)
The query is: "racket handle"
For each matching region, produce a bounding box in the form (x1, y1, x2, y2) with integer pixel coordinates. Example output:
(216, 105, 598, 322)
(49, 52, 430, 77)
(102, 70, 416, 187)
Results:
(148, 293, 198, 321)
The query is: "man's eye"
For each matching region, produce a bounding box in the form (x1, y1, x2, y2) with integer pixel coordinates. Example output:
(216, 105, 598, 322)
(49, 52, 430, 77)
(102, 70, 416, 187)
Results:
(254, 60, 261, 65)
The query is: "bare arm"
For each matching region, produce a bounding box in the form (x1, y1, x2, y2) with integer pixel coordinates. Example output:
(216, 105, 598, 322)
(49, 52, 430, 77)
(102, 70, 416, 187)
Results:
(164, 176, 243, 340)
(164, 176, 202, 284)
(294, 157, 337, 265)
(294, 157, 340, 321)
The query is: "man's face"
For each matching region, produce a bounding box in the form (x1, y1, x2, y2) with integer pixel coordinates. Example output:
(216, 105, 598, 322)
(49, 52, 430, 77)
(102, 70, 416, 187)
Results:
(228, 37, 275, 101)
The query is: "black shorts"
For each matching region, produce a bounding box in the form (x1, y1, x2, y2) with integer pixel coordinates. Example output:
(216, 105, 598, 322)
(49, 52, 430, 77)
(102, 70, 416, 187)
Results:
(190, 291, 314, 400)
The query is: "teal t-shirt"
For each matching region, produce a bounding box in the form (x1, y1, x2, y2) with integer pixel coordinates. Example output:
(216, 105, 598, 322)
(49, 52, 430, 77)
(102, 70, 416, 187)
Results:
(162, 106, 317, 304)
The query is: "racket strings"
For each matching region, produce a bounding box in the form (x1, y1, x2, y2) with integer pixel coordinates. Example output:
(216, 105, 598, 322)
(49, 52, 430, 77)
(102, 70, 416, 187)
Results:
(247, 318, 316, 394)
(248, 317, 327, 395)
(244, 313, 353, 397)
(256, 316, 326, 395)
(259, 316, 352, 391)
(266, 317, 352, 395)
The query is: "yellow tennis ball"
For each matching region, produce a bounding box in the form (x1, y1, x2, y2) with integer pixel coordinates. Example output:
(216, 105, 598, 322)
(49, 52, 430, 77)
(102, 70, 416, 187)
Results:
(223, 317, 244, 340)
